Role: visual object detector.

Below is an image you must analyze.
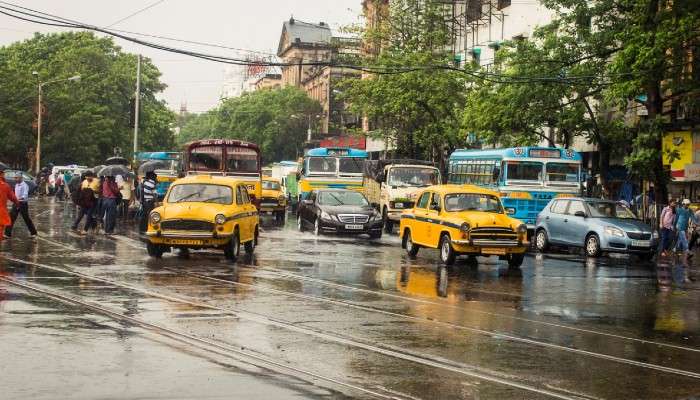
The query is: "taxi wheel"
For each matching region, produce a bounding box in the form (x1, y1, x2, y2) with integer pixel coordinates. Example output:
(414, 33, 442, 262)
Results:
(403, 230, 419, 257)
(146, 242, 164, 259)
(439, 234, 456, 266)
(297, 215, 304, 232)
(507, 253, 525, 269)
(535, 229, 549, 252)
(585, 234, 601, 258)
(245, 228, 257, 254)
(225, 233, 240, 261)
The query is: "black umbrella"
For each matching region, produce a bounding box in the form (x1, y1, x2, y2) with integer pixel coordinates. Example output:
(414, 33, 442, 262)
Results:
(138, 160, 168, 175)
(106, 156, 129, 166)
(90, 165, 106, 175)
(99, 164, 131, 177)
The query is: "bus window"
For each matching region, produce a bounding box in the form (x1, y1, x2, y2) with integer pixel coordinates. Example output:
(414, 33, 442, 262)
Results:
(308, 157, 337, 174)
(190, 146, 223, 171)
(339, 158, 364, 174)
(546, 163, 579, 182)
(226, 146, 259, 173)
(507, 161, 543, 182)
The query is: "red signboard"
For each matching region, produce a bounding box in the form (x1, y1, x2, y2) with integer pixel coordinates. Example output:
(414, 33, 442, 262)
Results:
(319, 136, 366, 149)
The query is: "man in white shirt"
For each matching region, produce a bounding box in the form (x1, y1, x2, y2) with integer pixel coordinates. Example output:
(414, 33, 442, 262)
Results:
(5, 174, 37, 238)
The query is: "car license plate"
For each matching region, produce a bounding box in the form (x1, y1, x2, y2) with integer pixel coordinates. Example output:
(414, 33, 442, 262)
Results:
(345, 224, 363, 230)
(165, 239, 204, 246)
(631, 240, 651, 247)
(394, 203, 404, 209)
(482, 247, 506, 255)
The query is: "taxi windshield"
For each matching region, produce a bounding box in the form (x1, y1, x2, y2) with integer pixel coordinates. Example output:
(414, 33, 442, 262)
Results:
(262, 181, 281, 190)
(318, 191, 368, 206)
(167, 184, 233, 205)
(444, 193, 503, 213)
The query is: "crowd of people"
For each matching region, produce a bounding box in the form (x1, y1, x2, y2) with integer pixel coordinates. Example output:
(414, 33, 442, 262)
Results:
(0, 167, 158, 241)
(658, 199, 700, 263)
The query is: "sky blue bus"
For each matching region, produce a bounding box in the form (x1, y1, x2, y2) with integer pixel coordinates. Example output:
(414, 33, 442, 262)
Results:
(135, 151, 182, 199)
(298, 147, 368, 200)
(448, 147, 582, 228)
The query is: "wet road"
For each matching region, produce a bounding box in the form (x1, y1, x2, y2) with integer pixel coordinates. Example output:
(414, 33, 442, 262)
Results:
(1, 198, 700, 399)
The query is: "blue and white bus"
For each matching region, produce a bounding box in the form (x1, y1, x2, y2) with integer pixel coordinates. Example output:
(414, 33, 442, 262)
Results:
(448, 147, 582, 228)
(298, 147, 368, 200)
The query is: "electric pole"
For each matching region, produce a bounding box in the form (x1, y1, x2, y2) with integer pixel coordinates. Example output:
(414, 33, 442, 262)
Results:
(133, 54, 141, 163)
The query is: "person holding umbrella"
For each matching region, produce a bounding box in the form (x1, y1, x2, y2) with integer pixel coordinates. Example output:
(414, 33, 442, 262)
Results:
(139, 171, 157, 233)
(101, 175, 121, 235)
(0, 169, 19, 242)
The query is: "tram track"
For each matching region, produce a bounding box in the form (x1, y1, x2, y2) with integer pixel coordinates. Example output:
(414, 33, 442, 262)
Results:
(0, 255, 605, 400)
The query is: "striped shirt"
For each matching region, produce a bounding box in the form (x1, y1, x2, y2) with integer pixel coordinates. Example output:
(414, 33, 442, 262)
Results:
(142, 179, 156, 201)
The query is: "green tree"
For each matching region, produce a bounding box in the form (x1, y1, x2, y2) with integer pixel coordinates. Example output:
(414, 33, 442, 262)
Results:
(177, 86, 322, 163)
(0, 32, 175, 169)
(340, 0, 470, 171)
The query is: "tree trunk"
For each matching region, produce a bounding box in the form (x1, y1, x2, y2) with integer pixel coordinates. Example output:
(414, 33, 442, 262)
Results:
(598, 141, 610, 196)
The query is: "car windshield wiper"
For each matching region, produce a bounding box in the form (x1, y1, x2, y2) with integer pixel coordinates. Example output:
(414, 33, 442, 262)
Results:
(202, 196, 229, 203)
(173, 192, 200, 203)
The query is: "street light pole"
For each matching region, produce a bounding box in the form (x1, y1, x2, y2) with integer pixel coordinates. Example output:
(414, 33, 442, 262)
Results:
(133, 54, 141, 162)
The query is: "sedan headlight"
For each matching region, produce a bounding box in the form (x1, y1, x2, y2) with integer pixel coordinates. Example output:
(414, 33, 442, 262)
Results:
(604, 226, 625, 237)
(149, 212, 161, 224)
(370, 212, 381, 221)
(460, 222, 471, 233)
(320, 210, 333, 221)
(215, 214, 227, 225)
(652, 231, 659, 239)
(517, 224, 527, 234)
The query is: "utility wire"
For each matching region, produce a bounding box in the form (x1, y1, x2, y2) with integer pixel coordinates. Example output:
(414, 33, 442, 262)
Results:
(106, 0, 166, 28)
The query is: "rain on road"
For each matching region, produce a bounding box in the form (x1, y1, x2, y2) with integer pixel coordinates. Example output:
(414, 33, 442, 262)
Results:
(1, 198, 699, 400)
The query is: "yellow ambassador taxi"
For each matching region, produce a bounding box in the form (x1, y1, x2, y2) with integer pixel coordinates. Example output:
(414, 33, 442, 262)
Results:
(146, 175, 259, 262)
(399, 185, 528, 267)
(260, 177, 287, 222)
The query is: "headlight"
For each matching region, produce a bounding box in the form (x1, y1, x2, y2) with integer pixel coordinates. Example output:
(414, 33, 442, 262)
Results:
(320, 210, 332, 220)
(652, 231, 659, 239)
(371, 212, 381, 221)
(215, 214, 226, 225)
(517, 224, 527, 234)
(604, 226, 624, 237)
(460, 222, 471, 233)
(149, 212, 161, 224)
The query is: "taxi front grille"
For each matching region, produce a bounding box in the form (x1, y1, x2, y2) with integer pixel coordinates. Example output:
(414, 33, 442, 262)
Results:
(470, 227, 518, 242)
(161, 219, 214, 231)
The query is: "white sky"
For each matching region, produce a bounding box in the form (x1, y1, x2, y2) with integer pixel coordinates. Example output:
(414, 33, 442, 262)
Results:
(0, 0, 362, 113)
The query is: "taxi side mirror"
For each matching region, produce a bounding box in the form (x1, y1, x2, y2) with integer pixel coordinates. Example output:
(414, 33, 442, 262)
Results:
(505, 207, 516, 215)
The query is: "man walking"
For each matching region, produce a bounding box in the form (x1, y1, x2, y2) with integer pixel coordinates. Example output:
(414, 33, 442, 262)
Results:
(139, 171, 157, 233)
(4, 173, 37, 238)
(674, 199, 699, 260)
(71, 172, 97, 233)
(659, 199, 677, 257)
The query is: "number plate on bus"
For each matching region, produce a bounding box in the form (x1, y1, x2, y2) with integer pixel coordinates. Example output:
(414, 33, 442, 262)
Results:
(482, 247, 506, 255)
(345, 224, 363, 230)
(631, 240, 651, 247)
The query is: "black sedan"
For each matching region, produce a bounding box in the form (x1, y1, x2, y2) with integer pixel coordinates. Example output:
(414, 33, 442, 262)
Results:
(297, 189, 383, 239)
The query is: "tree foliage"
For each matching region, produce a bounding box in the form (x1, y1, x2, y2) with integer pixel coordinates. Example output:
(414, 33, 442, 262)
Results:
(0, 32, 175, 169)
(177, 86, 322, 164)
(339, 0, 470, 169)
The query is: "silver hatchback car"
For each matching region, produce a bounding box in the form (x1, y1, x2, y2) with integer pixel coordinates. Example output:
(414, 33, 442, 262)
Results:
(535, 197, 656, 259)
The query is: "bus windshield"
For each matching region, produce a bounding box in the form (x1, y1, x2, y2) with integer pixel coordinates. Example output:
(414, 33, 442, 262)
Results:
(308, 157, 337, 174)
(225, 146, 259, 173)
(546, 163, 579, 183)
(189, 146, 222, 171)
(338, 158, 364, 175)
(388, 167, 439, 187)
(506, 161, 542, 183)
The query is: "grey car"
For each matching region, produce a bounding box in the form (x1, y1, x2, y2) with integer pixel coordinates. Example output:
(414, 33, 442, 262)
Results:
(534, 197, 656, 259)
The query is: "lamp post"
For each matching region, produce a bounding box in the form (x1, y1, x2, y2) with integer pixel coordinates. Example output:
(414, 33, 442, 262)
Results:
(33, 72, 81, 173)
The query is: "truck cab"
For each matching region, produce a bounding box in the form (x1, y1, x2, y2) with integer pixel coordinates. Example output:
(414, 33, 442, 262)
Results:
(363, 160, 441, 233)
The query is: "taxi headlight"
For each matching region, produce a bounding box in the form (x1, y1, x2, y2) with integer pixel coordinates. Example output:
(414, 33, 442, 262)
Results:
(605, 226, 624, 237)
(517, 224, 527, 234)
(215, 214, 227, 225)
(460, 222, 471, 233)
(149, 212, 161, 224)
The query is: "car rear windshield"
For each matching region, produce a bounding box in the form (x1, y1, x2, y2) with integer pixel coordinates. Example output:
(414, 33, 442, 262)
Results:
(318, 191, 368, 206)
(167, 184, 233, 205)
(586, 201, 637, 219)
(444, 193, 503, 213)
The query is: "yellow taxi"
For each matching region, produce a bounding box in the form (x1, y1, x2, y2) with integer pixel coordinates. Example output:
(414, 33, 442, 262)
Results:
(399, 185, 528, 267)
(259, 177, 287, 222)
(146, 175, 259, 262)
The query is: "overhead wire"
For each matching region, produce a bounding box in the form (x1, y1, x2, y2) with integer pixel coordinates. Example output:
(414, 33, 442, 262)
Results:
(106, 0, 166, 28)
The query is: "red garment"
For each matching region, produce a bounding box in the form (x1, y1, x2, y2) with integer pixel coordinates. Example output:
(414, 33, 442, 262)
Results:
(102, 180, 120, 199)
(0, 177, 19, 226)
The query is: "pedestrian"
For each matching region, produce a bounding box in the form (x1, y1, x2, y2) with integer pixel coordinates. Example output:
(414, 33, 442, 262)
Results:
(63, 170, 73, 202)
(0, 169, 19, 242)
(674, 199, 699, 260)
(659, 199, 677, 257)
(55, 172, 65, 201)
(101, 176, 120, 235)
(139, 171, 157, 233)
(71, 172, 97, 233)
(116, 175, 134, 220)
(4, 173, 38, 238)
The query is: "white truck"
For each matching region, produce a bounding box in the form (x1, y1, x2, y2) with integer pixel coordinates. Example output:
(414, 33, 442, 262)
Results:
(363, 160, 441, 233)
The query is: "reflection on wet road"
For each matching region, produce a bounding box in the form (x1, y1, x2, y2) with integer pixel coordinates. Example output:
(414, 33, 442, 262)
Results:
(1, 198, 699, 399)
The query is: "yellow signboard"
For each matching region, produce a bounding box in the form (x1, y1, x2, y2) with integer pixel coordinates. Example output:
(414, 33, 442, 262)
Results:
(662, 131, 693, 177)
